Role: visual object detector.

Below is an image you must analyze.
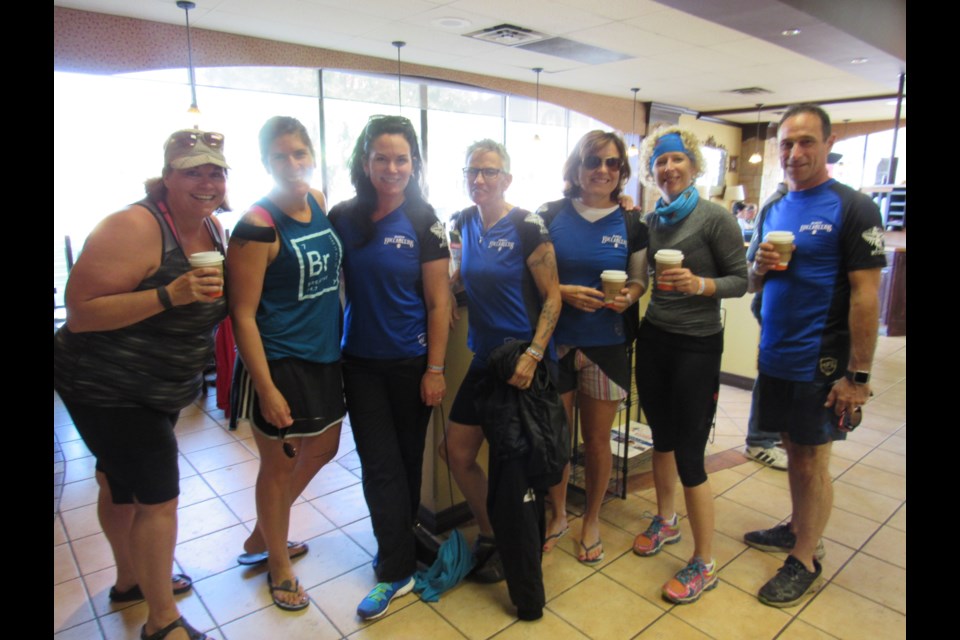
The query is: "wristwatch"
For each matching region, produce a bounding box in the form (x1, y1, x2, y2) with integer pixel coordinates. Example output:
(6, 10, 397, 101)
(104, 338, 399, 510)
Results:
(845, 370, 870, 385)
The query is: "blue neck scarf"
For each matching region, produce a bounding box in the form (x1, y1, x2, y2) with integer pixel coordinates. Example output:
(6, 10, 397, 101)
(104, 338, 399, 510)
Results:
(654, 185, 699, 226)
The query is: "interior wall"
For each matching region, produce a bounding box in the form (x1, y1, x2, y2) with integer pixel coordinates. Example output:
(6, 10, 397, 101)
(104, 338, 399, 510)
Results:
(54, 6, 646, 134)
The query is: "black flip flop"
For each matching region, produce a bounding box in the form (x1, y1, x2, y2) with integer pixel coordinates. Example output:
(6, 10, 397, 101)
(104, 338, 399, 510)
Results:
(110, 573, 193, 603)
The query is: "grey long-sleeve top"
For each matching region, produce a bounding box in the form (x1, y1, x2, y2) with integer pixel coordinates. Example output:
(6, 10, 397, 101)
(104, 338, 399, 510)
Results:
(642, 198, 748, 337)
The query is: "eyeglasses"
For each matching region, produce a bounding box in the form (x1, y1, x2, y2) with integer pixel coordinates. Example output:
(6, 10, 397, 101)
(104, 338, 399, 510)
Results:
(582, 156, 621, 171)
(167, 131, 225, 150)
(463, 167, 503, 180)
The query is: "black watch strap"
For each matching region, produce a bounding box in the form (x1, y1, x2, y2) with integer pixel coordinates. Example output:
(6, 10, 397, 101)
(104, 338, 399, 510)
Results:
(157, 286, 174, 310)
(845, 370, 870, 385)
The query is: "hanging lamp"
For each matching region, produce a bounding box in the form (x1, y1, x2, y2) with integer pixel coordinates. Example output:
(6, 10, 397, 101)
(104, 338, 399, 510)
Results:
(628, 87, 640, 157)
(532, 67, 543, 142)
(176, 1, 201, 125)
(748, 103, 763, 164)
(392, 41, 406, 113)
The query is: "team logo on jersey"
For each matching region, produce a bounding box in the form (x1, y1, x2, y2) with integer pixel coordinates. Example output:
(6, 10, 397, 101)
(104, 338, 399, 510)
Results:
(384, 235, 415, 249)
(488, 238, 516, 252)
(862, 226, 886, 256)
(524, 212, 549, 235)
(799, 220, 833, 235)
(429, 221, 449, 248)
(417, 333, 427, 347)
(602, 234, 627, 248)
(819, 357, 838, 377)
(291, 229, 342, 300)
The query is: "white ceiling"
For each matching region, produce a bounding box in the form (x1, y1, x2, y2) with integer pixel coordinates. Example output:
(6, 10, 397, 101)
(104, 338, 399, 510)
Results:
(54, 0, 906, 125)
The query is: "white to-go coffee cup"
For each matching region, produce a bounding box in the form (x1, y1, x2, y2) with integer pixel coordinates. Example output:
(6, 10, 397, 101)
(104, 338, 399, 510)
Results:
(600, 270, 628, 303)
(188, 251, 225, 298)
(654, 249, 684, 291)
(764, 231, 796, 271)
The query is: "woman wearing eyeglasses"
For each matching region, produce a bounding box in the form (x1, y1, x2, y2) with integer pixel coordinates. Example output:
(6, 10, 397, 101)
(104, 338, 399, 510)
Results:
(227, 116, 345, 612)
(630, 126, 747, 604)
(328, 115, 450, 621)
(537, 131, 648, 564)
(54, 130, 228, 640)
(439, 140, 561, 617)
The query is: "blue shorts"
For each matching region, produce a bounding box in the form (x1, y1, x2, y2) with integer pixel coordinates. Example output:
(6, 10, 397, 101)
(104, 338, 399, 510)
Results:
(756, 374, 846, 446)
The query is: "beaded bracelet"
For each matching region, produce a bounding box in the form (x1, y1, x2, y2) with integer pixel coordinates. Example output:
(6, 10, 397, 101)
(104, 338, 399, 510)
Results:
(525, 347, 544, 362)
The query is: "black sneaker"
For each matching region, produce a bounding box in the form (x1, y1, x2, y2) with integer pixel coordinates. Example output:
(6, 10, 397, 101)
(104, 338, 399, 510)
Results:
(470, 535, 506, 583)
(744, 523, 826, 560)
(758, 555, 823, 608)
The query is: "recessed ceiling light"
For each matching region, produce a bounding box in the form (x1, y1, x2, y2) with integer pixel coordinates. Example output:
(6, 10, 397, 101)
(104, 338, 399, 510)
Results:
(431, 17, 471, 29)
(781, 28, 801, 37)
(850, 57, 869, 64)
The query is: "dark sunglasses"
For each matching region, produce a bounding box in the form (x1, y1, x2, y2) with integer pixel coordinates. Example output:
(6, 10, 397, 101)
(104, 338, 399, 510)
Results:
(279, 416, 332, 458)
(582, 155, 621, 171)
(837, 406, 863, 432)
(167, 131, 225, 150)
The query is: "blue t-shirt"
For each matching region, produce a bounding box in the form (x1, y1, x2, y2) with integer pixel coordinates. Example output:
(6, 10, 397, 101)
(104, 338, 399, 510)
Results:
(256, 194, 343, 364)
(748, 180, 886, 382)
(543, 201, 643, 347)
(330, 199, 449, 359)
(457, 206, 551, 363)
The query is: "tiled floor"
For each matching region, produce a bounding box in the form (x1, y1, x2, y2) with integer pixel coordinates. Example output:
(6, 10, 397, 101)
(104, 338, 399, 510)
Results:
(54, 336, 906, 639)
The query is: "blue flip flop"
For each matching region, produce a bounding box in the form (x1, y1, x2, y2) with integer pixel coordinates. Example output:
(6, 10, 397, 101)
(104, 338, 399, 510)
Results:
(237, 540, 309, 566)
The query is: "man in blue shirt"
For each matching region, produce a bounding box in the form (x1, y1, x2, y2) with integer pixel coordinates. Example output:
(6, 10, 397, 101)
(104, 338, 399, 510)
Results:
(744, 104, 886, 608)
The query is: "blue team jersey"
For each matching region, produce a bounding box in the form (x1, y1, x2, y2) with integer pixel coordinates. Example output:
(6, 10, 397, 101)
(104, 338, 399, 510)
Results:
(458, 207, 550, 363)
(545, 201, 632, 346)
(330, 200, 449, 359)
(749, 180, 886, 381)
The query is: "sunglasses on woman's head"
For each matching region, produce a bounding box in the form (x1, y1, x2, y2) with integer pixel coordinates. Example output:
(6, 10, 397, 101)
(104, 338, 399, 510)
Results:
(582, 156, 621, 171)
(167, 131, 225, 150)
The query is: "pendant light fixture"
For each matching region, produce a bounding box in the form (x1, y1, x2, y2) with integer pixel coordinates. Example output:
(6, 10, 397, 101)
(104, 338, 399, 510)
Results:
(628, 87, 640, 157)
(532, 67, 543, 142)
(176, 1, 201, 125)
(748, 103, 763, 164)
(392, 41, 406, 113)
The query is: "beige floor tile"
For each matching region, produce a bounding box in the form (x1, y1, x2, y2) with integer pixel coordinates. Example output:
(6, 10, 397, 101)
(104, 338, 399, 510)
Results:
(835, 465, 906, 501)
(722, 476, 793, 520)
(311, 565, 417, 637)
(705, 434, 748, 456)
(858, 448, 906, 476)
(548, 573, 662, 638)
(341, 517, 378, 557)
(179, 474, 218, 508)
(602, 548, 687, 612)
(311, 483, 371, 528)
(72, 532, 115, 576)
(823, 507, 882, 550)
(61, 439, 93, 461)
(301, 460, 363, 500)
(714, 547, 785, 595)
(632, 612, 712, 639)
(295, 528, 373, 590)
(748, 465, 790, 491)
(831, 482, 901, 523)
(61, 478, 100, 511)
(220, 598, 342, 640)
(54, 619, 105, 640)
(878, 433, 905, 455)
(54, 577, 96, 633)
(598, 492, 657, 532)
(832, 553, 906, 614)
(185, 441, 257, 474)
(350, 600, 464, 639)
(709, 467, 751, 495)
(426, 579, 515, 640)
(56, 542, 81, 584)
(61, 503, 103, 540)
(84, 566, 129, 617)
(826, 455, 855, 478)
(176, 412, 225, 434)
(712, 497, 781, 543)
(861, 525, 906, 569)
(844, 426, 888, 447)
(663, 528, 747, 570)
(176, 426, 238, 454)
(202, 459, 262, 496)
(176, 498, 241, 544)
(489, 608, 589, 639)
(336, 449, 363, 473)
(175, 523, 252, 582)
(816, 538, 857, 581)
(863, 400, 905, 424)
(800, 584, 905, 639)
(55, 514, 69, 546)
(65, 455, 98, 483)
(830, 439, 872, 463)
(853, 412, 905, 435)
(179, 453, 199, 480)
(886, 503, 906, 532)
(220, 486, 259, 523)
(778, 619, 841, 639)
(671, 578, 791, 640)
(193, 564, 272, 627)
(99, 593, 215, 640)
(554, 518, 636, 569)
(541, 541, 595, 599)
(288, 501, 338, 543)
(55, 422, 83, 443)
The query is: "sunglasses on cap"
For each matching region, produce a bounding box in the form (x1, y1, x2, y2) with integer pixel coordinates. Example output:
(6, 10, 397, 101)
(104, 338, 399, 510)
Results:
(167, 131, 225, 150)
(582, 155, 621, 171)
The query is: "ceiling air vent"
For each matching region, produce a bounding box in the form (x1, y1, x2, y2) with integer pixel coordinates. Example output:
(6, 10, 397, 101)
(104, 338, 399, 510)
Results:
(464, 24, 548, 47)
(726, 87, 773, 96)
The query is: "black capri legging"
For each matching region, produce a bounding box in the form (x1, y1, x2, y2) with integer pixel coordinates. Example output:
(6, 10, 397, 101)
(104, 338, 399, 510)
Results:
(635, 320, 722, 487)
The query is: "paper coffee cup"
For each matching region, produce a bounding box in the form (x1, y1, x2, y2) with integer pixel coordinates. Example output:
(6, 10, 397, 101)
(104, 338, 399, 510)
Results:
(765, 231, 795, 271)
(600, 270, 628, 303)
(188, 251, 224, 297)
(654, 249, 684, 291)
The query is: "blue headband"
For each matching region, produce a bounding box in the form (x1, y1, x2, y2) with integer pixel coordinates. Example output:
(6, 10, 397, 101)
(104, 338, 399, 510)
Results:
(650, 132, 689, 173)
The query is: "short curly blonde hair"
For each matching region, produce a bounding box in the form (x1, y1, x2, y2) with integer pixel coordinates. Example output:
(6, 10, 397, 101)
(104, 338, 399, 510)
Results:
(638, 125, 705, 188)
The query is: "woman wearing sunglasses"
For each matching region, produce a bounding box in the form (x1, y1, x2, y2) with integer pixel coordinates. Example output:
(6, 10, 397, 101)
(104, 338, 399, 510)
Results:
(631, 126, 747, 604)
(328, 115, 450, 621)
(54, 129, 229, 640)
(537, 131, 648, 564)
(227, 116, 345, 612)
